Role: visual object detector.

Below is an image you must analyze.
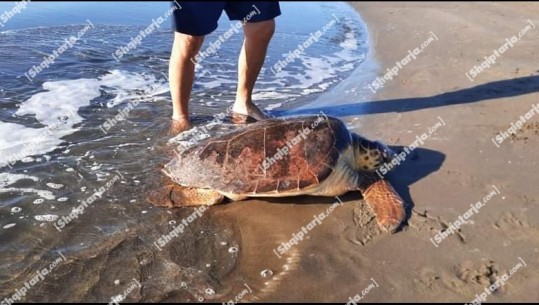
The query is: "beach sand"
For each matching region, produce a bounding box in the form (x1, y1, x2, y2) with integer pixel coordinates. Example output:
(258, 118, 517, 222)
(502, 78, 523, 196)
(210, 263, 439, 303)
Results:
(11, 3, 538, 303)
(2, 2, 538, 303)
(337, 2, 539, 302)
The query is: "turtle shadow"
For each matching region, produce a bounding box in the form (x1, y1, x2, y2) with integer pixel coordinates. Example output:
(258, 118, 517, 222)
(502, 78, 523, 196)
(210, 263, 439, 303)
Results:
(248, 146, 445, 231)
(385, 146, 446, 229)
(270, 74, 539, 117)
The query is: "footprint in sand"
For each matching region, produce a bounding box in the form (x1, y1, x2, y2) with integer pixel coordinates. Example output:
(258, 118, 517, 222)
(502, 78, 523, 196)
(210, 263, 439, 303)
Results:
(413, 259, 506, 297)
(408, 209, 467, 244)
(493, 211, 529, 230)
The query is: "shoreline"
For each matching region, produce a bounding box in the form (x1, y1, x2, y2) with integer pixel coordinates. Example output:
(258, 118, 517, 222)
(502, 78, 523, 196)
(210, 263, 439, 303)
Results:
(304, 4, 379, 112)
(277, 2, 376, 116)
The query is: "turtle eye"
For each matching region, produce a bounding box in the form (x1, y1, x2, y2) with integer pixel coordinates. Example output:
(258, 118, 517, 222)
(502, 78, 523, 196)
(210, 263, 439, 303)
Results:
(382, 151, 392, 163)
(384, 149, 396, 162)
(376, 142, 395, 163)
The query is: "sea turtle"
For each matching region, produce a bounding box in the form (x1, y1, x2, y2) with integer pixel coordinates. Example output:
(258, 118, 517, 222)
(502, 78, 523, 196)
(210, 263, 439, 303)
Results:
(154, 114, 406, 232)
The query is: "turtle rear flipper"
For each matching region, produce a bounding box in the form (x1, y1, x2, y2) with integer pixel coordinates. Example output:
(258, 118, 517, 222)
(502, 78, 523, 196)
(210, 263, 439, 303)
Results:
(362, 180, 406, 232)
(148, 184, 224, 207)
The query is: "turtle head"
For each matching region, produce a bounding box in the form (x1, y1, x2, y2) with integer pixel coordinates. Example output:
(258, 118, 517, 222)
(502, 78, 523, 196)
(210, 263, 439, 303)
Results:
(352, 134, 395, 171)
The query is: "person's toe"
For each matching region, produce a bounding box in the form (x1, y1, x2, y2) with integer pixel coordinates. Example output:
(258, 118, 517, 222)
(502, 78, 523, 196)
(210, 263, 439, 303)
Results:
(231, 102, 271, 122)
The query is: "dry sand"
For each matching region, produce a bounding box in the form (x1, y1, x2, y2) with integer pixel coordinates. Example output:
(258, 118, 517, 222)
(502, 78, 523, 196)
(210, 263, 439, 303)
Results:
(340, 1, 539, 302)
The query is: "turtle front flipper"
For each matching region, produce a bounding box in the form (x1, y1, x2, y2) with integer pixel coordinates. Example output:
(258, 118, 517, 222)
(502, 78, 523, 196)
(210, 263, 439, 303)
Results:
(148, 184, 224, 207)
(361, 179, 406, 232)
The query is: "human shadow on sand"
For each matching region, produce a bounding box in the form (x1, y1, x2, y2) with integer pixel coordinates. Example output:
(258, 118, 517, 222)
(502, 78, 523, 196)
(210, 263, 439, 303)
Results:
(271, 74, 539, 117)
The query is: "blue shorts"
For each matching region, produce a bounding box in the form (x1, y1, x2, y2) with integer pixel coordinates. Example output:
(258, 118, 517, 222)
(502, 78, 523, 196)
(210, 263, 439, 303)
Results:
(172, 1, 281, 36)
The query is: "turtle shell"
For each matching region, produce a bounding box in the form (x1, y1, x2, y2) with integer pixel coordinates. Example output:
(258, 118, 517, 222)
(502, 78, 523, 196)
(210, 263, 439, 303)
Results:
(164, 115, 352, 194)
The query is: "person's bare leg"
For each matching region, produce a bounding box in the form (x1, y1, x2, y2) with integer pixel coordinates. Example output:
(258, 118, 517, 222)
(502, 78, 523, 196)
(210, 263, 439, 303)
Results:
(169, 32, 205, 132)
(232, 19, 276, 121)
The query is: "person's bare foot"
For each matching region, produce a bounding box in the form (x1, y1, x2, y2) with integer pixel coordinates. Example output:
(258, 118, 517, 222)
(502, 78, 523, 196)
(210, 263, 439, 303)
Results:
(169, 116, 191, 135)
(231, 101, 270, 124)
